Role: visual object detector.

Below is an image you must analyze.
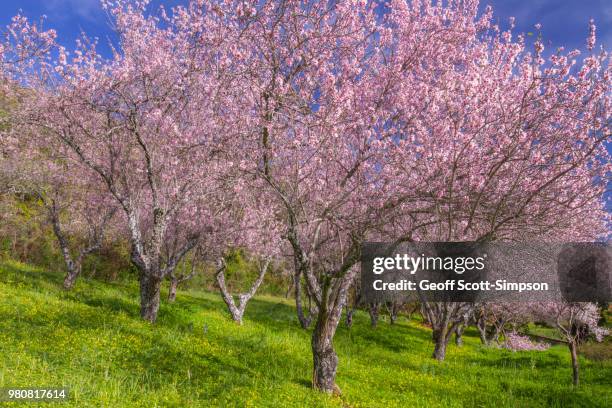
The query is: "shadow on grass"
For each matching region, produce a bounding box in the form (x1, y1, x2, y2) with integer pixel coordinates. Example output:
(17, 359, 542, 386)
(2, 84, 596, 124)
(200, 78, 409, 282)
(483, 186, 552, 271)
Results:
(0, 261, 63, 287)
(7, 303, 317, 397)
(464, 352, 566, 370)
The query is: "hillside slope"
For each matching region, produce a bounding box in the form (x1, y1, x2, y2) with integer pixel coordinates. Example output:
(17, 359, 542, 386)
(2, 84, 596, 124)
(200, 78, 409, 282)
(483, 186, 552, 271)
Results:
(0, 261, 610, 407)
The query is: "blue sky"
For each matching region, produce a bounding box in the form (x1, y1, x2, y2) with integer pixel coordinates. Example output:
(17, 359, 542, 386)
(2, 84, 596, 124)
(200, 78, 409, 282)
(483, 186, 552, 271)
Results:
(0, 0, 610, 57)
(1, 0, 610, 210)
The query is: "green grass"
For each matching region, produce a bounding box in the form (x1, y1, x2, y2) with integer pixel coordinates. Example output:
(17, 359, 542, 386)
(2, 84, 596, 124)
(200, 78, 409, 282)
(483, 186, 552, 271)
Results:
(0, 260, 610, 407)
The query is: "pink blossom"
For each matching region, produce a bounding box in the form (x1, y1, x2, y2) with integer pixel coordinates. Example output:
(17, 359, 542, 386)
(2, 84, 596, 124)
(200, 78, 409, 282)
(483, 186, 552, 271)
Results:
(505, 332, 550, 352)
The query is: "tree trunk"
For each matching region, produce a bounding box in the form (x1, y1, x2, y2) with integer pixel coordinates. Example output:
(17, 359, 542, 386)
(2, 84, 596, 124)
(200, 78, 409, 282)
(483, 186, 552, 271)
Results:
(216, 265, 245, 324)
(345, 307, 354, 328)
(455, 324, 465, 346)
(345, 289, 360, 328)
(569, 341, 579, 386)
(216, 258, 269, 325)
(388, 302, 400, 324)
(310, 265, 357, 394)
(312, 306, 340, 394)
(369, 302, 380, 328)
(433, 328, 448, 361)
(477, 315, 489, 345)
(168, 277, 179, 302)
(47, 198, 109, 291)
(63, 265, 80, 290)
(49, 203, 82, 290)
(140, 273, 162, 323)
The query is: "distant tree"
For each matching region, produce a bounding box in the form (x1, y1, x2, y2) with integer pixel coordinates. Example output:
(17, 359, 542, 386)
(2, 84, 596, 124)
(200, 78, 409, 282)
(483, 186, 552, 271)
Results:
(164, 242, 200, 303)
(210, 183, 282, 325)
(216, 256, 271, 324)
(1, 98, 117, 289)
(474, 303, 534, 346)
(42, 179, 117, 289)
(534, 302, 609, 386)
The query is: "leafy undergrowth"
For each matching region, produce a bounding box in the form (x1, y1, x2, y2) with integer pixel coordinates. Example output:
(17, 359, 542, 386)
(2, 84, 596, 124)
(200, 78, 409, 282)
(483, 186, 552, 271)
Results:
(0, 260, 610, 407)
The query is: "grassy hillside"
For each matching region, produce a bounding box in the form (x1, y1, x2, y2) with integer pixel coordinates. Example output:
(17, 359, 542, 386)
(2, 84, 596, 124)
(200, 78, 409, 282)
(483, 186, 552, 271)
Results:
(0, 260, 610, 407)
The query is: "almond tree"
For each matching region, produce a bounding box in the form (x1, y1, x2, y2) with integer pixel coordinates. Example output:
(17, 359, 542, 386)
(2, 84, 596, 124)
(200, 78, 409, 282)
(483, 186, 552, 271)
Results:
(474, 302, 534, 346)
(533, 302, 609, 386)
(1, 13, 57, 185)
(42, 178, 117, 289)
(166, 253, 198, 303)
(381, 3, 610, 361)
(1, 151, 117, 289)
(10, 0, 239, 322)
(208, 179, 282, 324)
(211, 0, 428, 392)
(1, 58, 117, 290)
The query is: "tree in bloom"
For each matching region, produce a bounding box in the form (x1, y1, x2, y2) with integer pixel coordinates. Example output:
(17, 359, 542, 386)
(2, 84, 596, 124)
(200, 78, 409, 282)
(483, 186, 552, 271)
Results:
(212, 0, 417, 392)
(0, 148, 118, 289)
(474, 302, 535, 346)
(1, 40, 118, 290)
(207, 178, 282, 324)
(0, 0, 609, 394)
(1, 13, 57, 188)
(533, 302, 609, 386)
(378, 1, 610, 361)
(10, 0, 242, 322)
(43, 179, 118, 289)
(0, 13, 57, 91)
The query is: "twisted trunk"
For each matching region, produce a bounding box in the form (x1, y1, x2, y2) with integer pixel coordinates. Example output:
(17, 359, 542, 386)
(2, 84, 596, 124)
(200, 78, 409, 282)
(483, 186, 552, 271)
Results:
(139, 272, 162, 322)
(422, 302, 470, 361)
(432, 327, 449, 361)
(476, 315, 489, 345)
(62, 264, 81, 290)
(455, 324, 465, 346)
(311, 278, 343, 394)
(47, 200, 97, 290)
(312, 311, 340, 394)
(168, 277, 179, 302)
(311, 265, 358, 394)
(49, 200, 80, 289)
(490, 319, 505, 344)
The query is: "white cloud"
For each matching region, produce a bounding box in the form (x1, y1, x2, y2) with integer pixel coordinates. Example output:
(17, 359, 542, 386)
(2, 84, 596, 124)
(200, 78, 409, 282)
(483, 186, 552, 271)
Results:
(44, 0, 103, 23)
